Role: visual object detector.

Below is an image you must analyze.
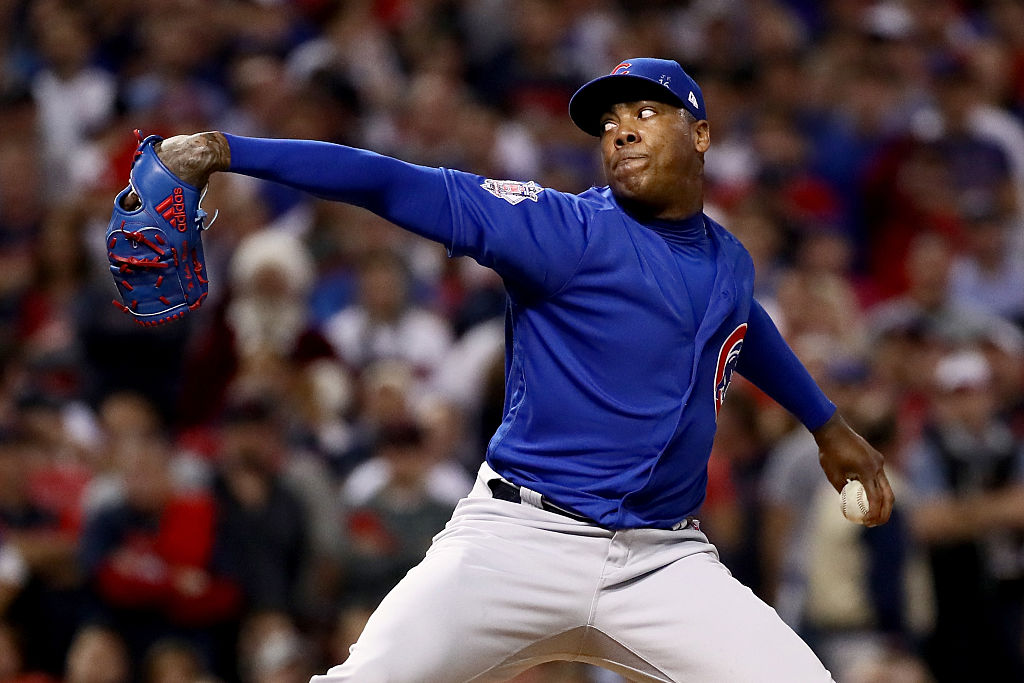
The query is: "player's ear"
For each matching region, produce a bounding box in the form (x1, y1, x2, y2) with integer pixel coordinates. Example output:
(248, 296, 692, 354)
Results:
(692, 120, 710, 153)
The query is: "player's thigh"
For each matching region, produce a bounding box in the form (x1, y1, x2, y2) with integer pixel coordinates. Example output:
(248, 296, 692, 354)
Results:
(313, 549, 504, 682)
(313, 502, 602, 682)
(594, 549, 834, 683)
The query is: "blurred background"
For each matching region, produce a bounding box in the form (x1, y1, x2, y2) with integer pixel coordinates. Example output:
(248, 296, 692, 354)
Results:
(1, 0, 1023, 681)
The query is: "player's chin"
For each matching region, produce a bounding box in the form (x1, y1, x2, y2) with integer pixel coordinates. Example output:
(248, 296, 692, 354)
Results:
(608, 172, 650, 202)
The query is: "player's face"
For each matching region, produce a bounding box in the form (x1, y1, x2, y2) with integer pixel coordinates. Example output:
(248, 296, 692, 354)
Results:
(600, 100, 710, 221)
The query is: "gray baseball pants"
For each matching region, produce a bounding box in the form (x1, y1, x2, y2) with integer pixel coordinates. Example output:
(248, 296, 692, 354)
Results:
(311, 462, 835, 682)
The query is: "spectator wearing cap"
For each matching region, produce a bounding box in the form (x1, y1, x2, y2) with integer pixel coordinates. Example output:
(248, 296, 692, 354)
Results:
(760, 356, 927, 680)
(338, 420, 463, 608)
(904, 349, 1024, 681)
(210, 399, 311, 620)
(208, 393, 347, 629)
(928, 57, 1017, 219)
(340, 371, 474, 510)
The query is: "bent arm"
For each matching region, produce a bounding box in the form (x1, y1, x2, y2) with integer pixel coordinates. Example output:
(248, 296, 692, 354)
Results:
(735, 300, 835, 430)
(737, 300, 894, 524)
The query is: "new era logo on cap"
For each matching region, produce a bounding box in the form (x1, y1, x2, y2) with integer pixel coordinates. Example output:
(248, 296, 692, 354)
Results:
(569, 57, 707, 136)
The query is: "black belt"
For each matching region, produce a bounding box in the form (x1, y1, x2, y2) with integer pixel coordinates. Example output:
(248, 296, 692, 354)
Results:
(487, 478, 594, 524)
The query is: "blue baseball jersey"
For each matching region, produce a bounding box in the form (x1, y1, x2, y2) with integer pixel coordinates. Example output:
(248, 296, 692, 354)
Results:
(225, 135, 833, 530)
(443, 175, 753, 528)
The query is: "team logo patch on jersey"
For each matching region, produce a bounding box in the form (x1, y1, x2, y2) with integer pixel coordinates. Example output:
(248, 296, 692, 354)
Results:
(481, 179, 543, 205)
(714, 323, 747, 419)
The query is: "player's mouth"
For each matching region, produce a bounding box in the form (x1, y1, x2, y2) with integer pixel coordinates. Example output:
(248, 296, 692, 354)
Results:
(613, 154, 647, 172)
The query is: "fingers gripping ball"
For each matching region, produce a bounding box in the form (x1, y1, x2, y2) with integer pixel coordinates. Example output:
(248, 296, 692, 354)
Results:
(840, 479, 870, 525)
(106, 131, 215, 326)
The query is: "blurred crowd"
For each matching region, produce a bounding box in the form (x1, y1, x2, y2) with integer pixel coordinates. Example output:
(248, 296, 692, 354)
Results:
(1, 0, 1024, 681)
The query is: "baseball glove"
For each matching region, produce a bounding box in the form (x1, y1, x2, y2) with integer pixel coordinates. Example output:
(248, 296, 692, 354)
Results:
(106, 131, 215, 326)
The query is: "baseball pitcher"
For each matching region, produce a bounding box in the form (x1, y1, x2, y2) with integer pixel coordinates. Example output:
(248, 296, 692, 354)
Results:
(108, 58, 893, 682)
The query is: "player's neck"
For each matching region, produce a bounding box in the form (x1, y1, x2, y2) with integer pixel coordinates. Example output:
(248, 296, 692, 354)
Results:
(618, 194, 703, 223)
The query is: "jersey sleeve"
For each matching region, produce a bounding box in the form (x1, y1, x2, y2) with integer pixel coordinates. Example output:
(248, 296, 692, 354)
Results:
(224, 134, 590, 298)
(735, 299, 836, 431)
(441, 170, 591, 297)
(225, 134, 453, 243)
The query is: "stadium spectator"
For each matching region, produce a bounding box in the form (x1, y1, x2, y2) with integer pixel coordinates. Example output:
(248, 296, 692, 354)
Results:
(338, 419, 464, 607)
(322, 248, 453, 391)
(78, 434, 242, 677)
(0, 426, 80, 675)
(210, 400, 311, 621)
(761, 357, 927, 680)
(237, 611, 314, 683)
(27, 1, 115, 198)
(904, 349, 1024, 681)
(177, 229, 339, 431)
(949, 197, 1024, 326)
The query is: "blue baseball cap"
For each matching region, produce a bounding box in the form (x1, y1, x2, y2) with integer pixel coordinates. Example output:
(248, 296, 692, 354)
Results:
(569, 58, 706, 136)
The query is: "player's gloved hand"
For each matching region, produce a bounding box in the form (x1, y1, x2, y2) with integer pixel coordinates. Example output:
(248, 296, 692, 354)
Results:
(813, 412, 894, 527)
(121, 132, 231, 210)
(107, 131, 231, 325)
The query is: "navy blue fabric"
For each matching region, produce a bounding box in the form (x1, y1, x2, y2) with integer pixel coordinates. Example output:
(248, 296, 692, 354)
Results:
(226, 134, 833, 528)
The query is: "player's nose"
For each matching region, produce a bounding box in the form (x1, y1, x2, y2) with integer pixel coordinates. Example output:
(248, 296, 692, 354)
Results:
(614, 124, 640, 148)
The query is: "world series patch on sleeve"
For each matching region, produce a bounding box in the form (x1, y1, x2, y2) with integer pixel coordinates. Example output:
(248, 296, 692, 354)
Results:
(105, 131, 216, 326)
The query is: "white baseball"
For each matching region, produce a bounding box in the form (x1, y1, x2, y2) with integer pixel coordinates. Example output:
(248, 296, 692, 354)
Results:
(840, 479, 870, 524)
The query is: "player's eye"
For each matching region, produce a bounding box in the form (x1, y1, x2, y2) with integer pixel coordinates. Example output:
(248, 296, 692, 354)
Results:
(602, 120, 616, 132)
(639, 107, 656, 119)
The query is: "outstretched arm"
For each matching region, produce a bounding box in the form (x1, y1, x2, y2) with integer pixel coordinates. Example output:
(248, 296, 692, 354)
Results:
(134, 132, 589, 297)
(130, 132, 454, 246)
(736, 300, 894, 526)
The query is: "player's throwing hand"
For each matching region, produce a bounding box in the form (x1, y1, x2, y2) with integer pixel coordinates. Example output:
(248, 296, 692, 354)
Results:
(814, 412, 894, 527)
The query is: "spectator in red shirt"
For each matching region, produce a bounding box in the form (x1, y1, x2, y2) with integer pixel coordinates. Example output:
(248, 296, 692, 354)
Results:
(78, 433, 241, 677)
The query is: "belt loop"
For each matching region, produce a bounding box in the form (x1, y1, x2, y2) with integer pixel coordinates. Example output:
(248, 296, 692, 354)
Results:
(518, 486, 544, 509)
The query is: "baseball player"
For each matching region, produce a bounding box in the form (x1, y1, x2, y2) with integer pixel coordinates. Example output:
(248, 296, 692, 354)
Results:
(136, 58, 893, 681)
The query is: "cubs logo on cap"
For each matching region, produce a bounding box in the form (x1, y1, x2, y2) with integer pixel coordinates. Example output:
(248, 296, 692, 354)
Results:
(569, 57, 706, 137)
